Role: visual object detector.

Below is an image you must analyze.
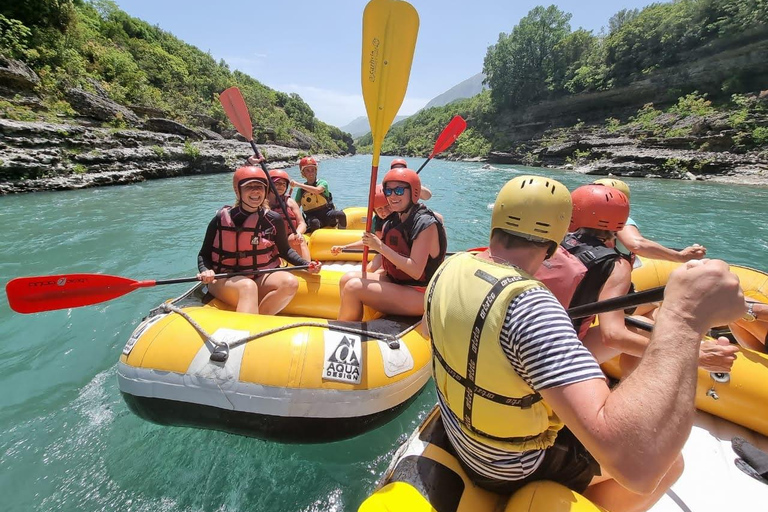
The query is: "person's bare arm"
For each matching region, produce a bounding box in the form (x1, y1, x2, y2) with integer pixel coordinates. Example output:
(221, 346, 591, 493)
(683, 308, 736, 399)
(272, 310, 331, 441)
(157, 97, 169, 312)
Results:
(595, 259, 651, 357)
(288, 198, 307, 235)
(292, 181, 326, 195)
(617, 225, 705, 262)
(541, 259, 745, 493)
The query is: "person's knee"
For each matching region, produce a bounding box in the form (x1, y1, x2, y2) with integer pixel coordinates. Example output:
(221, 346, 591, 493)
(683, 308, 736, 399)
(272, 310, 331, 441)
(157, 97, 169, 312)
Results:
(339, 272, 359, 289)
(279, 274, 299, 295)
(341, 277, 364, 296)
(336, 212, 347, 229)
(237, 278, 259, 297)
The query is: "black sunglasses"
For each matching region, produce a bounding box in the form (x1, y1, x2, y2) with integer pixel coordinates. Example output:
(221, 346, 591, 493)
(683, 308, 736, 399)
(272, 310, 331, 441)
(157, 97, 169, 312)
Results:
(383, 185, 410, 197)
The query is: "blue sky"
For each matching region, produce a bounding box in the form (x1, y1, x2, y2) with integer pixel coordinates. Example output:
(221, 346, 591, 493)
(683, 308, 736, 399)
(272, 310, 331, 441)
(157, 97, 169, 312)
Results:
(114, 0, 658, 128)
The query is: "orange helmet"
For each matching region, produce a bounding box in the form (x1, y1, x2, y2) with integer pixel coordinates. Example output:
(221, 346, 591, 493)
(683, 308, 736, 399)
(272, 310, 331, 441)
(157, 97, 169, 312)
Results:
(233, 166, 268, 196)
(373, 184, 388, 209)
(570, 185, 629, 232)
(299, 156, 317, 170)
(383, 167, 421, 204)
(390, 158, 408, 169)
(269, 169, 291, 184)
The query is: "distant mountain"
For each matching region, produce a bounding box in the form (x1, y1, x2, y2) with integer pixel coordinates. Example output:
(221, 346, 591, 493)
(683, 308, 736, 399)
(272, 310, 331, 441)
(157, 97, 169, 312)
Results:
(341, 115, 409, 137)
(422, 72, 486, 110)
(345, 73, 484, 138)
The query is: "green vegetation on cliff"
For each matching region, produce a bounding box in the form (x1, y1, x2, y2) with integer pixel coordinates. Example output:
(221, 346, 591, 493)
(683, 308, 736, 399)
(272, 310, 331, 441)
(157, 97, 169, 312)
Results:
(484, 0, 766, 108)
(357, 0, 768, 159)
(0, 0, 352, 154)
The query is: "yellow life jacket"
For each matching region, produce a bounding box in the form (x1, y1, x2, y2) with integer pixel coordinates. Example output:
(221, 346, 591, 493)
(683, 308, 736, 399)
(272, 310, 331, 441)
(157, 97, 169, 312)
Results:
(425, 253, 564, 452)
(298, 185, 331, 212)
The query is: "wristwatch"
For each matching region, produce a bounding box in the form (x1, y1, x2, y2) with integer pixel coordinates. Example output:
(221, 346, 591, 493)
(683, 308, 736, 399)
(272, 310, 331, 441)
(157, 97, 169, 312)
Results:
(743, 302, 756, 323)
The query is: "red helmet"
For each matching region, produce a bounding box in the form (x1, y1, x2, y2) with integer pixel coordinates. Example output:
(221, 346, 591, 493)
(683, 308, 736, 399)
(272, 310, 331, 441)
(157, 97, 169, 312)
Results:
(390, 158, 408, 169)
(233, 166, 268, 196)
(299, 156, 317, 170)
(373, 183, 388, 209)
(383, 167, 421, 204)
(570, 185, 629, 232)
(269, 169, 291, 184)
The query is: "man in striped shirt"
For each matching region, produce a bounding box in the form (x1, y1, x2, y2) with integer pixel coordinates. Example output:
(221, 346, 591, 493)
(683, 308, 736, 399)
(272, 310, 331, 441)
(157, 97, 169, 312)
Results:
(425, 175, 747, 511)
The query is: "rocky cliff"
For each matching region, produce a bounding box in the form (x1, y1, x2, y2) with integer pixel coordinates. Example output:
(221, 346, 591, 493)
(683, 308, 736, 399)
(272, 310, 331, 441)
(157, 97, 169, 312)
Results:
(0, 119, 308, 194)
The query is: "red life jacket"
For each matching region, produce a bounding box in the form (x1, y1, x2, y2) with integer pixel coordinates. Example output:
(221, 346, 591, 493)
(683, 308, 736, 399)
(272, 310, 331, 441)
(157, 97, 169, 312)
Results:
(381, 204, 447, 286)
(270, 195, 299, 234)
(210, 206, 280, 272)
(536, 233, 620, 339)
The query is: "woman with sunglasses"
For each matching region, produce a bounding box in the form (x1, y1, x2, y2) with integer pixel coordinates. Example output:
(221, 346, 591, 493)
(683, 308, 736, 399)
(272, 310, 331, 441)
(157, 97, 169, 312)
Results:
(196, 166, 320, 315)
(337, 168, 447, 320)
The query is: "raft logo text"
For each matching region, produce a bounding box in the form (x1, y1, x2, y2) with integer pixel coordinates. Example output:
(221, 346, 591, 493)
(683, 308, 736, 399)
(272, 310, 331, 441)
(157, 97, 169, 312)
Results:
(323, 332, 363, 384)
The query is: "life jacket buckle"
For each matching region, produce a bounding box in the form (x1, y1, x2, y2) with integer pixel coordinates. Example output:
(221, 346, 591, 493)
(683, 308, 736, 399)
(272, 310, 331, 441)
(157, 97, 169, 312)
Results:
(519, 394, 539, 409)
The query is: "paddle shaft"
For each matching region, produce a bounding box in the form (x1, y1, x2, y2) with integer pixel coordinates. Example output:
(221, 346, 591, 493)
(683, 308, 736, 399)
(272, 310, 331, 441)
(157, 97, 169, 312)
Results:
(152, 265, 311, 286)
(343, 248, 461, 257)
(567, 286, 665, 320)
(247, 142, 298, 237)
(362, 165, 379, 278)
(415, 157, 431, 174)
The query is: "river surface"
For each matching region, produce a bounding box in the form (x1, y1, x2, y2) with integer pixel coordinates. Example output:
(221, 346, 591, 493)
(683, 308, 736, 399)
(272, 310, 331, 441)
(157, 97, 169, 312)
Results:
(1, 154, 767, 512)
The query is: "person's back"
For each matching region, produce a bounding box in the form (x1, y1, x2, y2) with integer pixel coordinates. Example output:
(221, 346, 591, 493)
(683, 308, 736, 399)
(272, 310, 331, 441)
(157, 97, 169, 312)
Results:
(427, 176, 602, 493)
(425, 174, 748, 511)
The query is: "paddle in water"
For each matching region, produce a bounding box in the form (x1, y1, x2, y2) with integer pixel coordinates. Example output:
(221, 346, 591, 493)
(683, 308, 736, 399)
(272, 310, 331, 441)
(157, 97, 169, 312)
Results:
(360, 0, 419, 277)
(415, 115, 467, 174)
(218, 86, 297, 236)
(6, 266, 310, 314)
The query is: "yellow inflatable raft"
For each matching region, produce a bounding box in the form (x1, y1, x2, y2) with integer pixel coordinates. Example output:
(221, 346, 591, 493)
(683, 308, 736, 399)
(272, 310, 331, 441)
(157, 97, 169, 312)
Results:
(613, 256, 768, 437)
(118, 241, 431, 442)
(359, 406, 605, 512)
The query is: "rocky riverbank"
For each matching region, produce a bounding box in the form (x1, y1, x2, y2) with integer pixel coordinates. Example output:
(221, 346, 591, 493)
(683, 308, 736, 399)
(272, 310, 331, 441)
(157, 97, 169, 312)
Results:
(0, 119, 329, 194)
(486, 111, 768, 187)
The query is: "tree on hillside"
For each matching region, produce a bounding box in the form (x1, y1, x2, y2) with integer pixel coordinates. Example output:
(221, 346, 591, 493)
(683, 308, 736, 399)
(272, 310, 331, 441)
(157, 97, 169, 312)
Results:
(2, 0, 80, 31)
(608, 8, 639, 34)
(483, 5, 571, 109)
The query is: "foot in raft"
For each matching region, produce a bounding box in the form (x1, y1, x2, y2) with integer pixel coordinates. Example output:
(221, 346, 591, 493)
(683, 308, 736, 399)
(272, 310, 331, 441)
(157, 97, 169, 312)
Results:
(733, 436, 768, 485)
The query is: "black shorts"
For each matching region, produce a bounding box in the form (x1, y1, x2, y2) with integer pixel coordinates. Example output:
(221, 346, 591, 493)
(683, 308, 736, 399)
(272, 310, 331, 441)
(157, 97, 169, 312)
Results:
(458, 427, 601, 495)
(305, 206, 347, 232)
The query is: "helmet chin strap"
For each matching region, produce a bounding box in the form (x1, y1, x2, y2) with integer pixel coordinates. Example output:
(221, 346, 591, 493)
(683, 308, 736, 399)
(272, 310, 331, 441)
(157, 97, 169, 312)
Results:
(237, 183, 265, 212)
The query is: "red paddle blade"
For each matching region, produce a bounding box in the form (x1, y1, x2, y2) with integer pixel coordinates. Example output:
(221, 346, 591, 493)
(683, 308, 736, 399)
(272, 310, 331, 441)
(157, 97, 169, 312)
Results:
(6, 274, 141, 314)
(219, 87, 254, 141)
(430, 115, 467, 158)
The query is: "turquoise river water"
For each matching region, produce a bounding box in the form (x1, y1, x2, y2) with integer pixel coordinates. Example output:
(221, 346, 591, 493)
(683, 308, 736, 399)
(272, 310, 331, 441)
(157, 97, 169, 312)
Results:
(1, 154, 767, 511)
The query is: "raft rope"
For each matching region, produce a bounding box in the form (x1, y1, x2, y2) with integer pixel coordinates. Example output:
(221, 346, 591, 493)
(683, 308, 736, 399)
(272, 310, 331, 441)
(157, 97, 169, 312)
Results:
(159, 302, 415, 362)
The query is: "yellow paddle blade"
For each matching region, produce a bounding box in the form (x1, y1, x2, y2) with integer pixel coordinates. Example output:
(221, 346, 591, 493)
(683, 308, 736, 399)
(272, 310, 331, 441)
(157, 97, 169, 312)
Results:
(361, 0, 419, 166)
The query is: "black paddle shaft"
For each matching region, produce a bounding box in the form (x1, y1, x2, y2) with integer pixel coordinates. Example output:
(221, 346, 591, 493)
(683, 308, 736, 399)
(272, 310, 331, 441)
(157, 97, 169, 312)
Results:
(248, 140, 298, 236)
(567, 286, 665, 320)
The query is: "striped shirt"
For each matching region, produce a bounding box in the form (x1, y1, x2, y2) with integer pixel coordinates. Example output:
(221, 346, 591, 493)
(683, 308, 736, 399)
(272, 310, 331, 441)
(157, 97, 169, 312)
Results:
(437, 287, 605, 482)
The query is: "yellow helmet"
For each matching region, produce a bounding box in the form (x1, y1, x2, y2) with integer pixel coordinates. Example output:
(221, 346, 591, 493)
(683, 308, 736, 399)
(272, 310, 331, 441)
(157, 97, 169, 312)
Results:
(593, 178, 630, 200)
(491, 175, 572, 245)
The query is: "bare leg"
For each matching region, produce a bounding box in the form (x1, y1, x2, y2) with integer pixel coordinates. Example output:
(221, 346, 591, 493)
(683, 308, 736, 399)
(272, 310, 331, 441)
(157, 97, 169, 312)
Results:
(729, 321, 766, 351)
(584, 454, 683, 512)
(255, 271, 299, 315)
(208, 275, 260, 314)
(338, 273, 426, 321)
